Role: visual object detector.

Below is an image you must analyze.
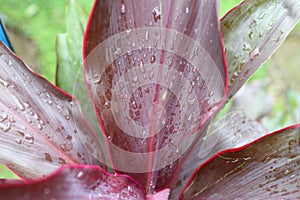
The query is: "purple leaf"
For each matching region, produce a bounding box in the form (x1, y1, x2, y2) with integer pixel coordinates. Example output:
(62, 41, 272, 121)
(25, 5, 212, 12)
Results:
(0, 42, 106, 179)
(180, 125, 300, 199)
(169, 111, 267, 198)
(84, 0, 227, 192)
(0, 165, 146, 200)
(222, 0, 300, 99)
(147, 188, 170, 200)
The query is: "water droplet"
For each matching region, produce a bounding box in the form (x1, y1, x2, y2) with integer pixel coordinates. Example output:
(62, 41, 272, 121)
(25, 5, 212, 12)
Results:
(0, 112, 8, 122)
(76, 171, 84, 179)
(139, 61, 145, 73)
(258, 12, 265, 19)
(283, 169, 290, 176)
(152, 6, 161, 22)
(65, 115, 70, 120)
(25, 136, 34, 144)
(120, 4, 126, 14)
(249, 47, 260, 61)
(127, 185, 133, 192)
(145, 31, 149, 41)
(149, 71, 155, 80)
(126, 29, 132, 37)
(2, 122, 11, 132)
(114, 48, 122, 57)
(44, 153, 53, 162)
(37, 124, 43, 130)
(0, 78, 9, 88)
(185, 7, 190, 14)
(15, 139, 22, 144)
(150, 55, 156, 63)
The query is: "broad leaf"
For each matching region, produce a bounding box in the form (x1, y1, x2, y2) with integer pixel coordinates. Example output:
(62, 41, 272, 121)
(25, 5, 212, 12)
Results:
(84, 0, 227, 192)
(222, 0, 300, 99)
(169, 111, 267, 198)
(56, 0, 88, 92)
(0, 165, 146, 200)
(180, 125, 300, 199)
(0, 42, 106, 179)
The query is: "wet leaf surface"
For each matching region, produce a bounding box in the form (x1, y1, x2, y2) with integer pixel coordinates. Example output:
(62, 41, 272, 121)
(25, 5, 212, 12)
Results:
(180, 125, 300, 199)
(0, 165, 146, 200)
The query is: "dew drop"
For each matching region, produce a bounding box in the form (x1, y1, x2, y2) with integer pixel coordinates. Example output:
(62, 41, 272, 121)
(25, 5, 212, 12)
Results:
(145, 31, 149, 41)
(149, 71, 155, 80)
(0, 78, 9, 88)
(76, 171, 84, 179)
(44, 153, 53, 162)
(114, 47, 122, 57)
(185, 7, 190, 14)
(152, 6, 161, 22)
(65, 115, 71, 120)
(0, 112, 8, 122)
(15, 139, 22, 144)
(139, 61, 145, 73)
(150, 55, 156, 63)
(2, 122, 11, 132)
(126, 29, 132, 37)
(249, 47, 260, 61)
(120, 4, 126, 14)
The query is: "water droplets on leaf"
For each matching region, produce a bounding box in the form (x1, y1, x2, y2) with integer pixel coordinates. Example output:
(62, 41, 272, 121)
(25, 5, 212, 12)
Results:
(152, 6, 161, 22)
(150, 55, 156, 63)
(185, 7, 190, 14)
(44, 153, 53, 162)
(249, 47, 260, 61)
(120, 4, 126, 14)
(0, 77, 9, 88)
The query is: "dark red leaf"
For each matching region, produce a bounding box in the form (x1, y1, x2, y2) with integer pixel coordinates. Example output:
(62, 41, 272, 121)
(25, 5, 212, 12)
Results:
(0, 42, 107, 179)
(84, 0, 227, 192)
(0, 165, 146, 200)
(180, 125, 300, 199)
(169, 111, 267, 198)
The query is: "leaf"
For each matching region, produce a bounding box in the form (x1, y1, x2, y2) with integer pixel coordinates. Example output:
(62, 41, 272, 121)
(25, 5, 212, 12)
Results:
(0, 165, 146, 200)
(84, 0, 227, 192)
(0, 41, 107, 179)
(169, 111, 267, 198)
(221, 0, 300, 99)
(180, 125, 300, 199)
(55, 0, 88, 92)
(147, 188, 170, 200)
(55, 1, 110, 165)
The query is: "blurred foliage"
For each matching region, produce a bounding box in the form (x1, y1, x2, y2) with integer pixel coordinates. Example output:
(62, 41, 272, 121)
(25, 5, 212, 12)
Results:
(0, 0, 93, 82)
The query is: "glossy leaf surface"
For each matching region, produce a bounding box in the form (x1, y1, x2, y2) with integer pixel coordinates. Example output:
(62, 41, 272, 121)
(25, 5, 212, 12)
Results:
(84, 0, 227, 192)
(170, 111, 267, 198)
(0, 165, 146, 200)
(0, 42, 105, 179)
(181, 125, 300, 199)
(222, 0, 300, 98)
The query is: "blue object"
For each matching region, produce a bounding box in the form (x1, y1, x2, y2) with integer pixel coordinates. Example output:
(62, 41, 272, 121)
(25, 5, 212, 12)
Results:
(0, 19, 13, 51)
